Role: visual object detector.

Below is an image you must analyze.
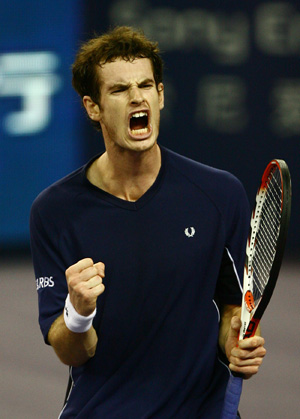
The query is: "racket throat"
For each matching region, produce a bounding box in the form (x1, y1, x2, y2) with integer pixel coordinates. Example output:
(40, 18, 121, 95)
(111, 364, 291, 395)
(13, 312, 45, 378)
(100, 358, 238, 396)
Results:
(240, 293, 260, 339)
(244, 317, 260, 339)
(239, 288, 259, 339)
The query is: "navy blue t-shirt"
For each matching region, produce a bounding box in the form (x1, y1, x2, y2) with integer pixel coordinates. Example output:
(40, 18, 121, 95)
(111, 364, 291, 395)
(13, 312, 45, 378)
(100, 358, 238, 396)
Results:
(30, 146, 250, 418)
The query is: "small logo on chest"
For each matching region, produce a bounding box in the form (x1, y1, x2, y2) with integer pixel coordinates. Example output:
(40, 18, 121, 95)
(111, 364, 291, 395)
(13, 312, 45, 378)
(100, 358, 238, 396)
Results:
(184, 227, 196, 238)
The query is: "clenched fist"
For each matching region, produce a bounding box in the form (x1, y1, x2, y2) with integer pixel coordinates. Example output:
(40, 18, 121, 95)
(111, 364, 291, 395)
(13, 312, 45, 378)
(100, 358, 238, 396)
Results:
(65, 258, 105, 316)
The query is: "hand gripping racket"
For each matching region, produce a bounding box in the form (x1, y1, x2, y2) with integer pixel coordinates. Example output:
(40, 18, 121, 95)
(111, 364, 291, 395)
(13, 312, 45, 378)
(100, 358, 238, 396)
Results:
(221, 159, 292, 419)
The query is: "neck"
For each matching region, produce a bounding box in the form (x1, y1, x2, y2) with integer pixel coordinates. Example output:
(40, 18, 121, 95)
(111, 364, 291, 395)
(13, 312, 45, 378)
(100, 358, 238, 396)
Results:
(87, 144, 161, 201)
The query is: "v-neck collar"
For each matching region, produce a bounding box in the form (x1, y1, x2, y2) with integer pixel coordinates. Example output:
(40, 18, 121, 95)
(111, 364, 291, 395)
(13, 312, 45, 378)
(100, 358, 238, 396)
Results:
(82, 145, 167, 210)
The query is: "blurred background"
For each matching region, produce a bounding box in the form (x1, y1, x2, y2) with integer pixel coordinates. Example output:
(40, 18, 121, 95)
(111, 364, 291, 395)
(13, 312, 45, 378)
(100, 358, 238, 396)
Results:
(0, 1, 299, 418)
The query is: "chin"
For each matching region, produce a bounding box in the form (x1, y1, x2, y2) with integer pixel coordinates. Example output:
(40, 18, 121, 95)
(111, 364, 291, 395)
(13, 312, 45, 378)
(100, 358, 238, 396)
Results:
(129, 138, 158, 153)
(107, 130, 159, 155)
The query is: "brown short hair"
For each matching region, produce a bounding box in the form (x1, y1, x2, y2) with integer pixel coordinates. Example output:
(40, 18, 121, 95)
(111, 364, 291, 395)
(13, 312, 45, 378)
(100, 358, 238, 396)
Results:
(72, 26, 164, 130)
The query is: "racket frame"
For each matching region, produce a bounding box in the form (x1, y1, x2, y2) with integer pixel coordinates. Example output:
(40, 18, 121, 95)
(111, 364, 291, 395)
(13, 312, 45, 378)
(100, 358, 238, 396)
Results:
(239, 159, 292, 340)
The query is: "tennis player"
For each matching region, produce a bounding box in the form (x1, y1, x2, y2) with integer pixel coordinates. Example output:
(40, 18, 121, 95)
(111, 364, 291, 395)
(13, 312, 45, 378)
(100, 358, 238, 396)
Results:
(30, 26, 266, 418)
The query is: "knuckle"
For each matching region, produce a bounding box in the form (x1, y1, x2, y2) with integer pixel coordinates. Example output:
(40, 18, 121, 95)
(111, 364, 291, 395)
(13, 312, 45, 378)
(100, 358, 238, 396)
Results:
(65, 266, 73, 278)
(82, 257, 93, 267)
(252, 338, 258, 346)
(88, 266, 98, 278)
(74, 282, 86, 296)
(67, 274, 78, 288)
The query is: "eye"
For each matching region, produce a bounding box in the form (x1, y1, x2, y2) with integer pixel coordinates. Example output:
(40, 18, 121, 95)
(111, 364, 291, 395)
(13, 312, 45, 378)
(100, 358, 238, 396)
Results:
(111, 85, 128, 94)
(112, 88, 126, 94)
(141, 83, 153, 89)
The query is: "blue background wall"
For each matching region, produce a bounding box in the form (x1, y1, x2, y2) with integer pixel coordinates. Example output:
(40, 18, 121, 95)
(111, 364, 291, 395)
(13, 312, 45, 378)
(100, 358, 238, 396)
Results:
(0, 1, 87, 248)
(1, 0, 299, 254)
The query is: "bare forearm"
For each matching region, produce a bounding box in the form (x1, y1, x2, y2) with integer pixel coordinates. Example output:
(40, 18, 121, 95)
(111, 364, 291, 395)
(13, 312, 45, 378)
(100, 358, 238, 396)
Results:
(48, 314, 98, 367)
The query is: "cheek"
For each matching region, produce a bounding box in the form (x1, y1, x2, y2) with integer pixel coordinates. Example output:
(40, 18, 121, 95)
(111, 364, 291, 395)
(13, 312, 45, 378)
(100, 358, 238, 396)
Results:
(100, 107, 117, 127)
(101, 110, 126, 138)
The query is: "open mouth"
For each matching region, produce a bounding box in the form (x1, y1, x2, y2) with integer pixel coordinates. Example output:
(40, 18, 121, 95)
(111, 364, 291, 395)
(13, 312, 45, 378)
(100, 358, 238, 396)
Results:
(129, 111, 150, 136)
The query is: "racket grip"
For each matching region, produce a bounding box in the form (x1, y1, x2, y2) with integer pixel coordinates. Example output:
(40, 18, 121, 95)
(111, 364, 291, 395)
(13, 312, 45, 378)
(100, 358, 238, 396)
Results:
(221, 374, 243, 419)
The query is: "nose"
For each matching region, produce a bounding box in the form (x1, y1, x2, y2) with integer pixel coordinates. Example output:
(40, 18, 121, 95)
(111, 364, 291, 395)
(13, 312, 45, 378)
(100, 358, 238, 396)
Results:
(129, 86, 144, 105)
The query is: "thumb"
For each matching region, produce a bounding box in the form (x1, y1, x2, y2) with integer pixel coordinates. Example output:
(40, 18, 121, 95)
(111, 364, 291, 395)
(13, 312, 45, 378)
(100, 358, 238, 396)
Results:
(230, 316, 241, 335)
(225, 316, 241, 358)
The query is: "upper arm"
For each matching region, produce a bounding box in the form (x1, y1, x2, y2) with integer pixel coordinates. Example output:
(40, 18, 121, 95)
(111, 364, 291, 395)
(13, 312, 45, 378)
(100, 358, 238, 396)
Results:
(30, 198, 68, 343)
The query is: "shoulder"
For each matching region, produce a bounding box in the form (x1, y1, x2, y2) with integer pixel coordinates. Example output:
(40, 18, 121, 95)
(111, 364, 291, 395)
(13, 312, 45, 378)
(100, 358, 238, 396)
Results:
(29, 153, 100, 228)
(163, 147, 247, 204)
(31, 166, 83, 216)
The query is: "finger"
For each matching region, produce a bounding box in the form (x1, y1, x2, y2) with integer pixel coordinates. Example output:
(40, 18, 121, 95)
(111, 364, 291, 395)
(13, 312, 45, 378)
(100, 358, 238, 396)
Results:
(229, 362, 260, 377)
(232, 345, 266, 359)
(85, 275, 104, 289)
(67, 267, 98, 290)
(94, 262, 105, 277)
(229, 353, 265, 367)
(79, 265, 100, 282)
(226, 316, 241, 345)
(70, 282, 105, 315)
(238, 336, 265, 349)
(77, 282, 105, 303)
(231, 316, 241, 332)
(90, 282, 105, 297)
(66, 258, 94, 277)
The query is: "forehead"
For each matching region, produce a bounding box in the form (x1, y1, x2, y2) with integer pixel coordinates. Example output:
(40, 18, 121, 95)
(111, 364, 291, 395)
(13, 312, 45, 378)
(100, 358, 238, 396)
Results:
(98, 58, 154, 87)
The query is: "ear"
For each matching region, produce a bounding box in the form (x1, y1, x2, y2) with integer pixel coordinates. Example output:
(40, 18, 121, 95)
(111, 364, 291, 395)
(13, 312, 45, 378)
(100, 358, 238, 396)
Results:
(83, 96, 101, 121)
(158, 83, 164, 110)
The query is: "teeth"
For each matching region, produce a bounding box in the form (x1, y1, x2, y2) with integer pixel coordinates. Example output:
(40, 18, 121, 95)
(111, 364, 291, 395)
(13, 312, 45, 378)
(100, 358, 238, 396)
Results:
(131, 127, 149, 135)
(131, 111, 147, 118)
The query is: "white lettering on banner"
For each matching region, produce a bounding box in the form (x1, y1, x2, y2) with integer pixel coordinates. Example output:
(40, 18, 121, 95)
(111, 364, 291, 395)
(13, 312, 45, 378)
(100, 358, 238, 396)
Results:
(109, 0, 300, 136)
(255, 3, 300, 55)
(36, 276, 55, 291)
(0, 52, 62, 136)
(109, 0, 249, 64)
(110, 0, 300, 59)
(195, 76, 248, 133)
(270, 79, 300, 136)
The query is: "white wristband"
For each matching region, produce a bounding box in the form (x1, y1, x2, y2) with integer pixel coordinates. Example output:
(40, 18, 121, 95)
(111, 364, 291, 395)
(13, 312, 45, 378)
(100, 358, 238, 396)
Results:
(64, 294, 96, 333)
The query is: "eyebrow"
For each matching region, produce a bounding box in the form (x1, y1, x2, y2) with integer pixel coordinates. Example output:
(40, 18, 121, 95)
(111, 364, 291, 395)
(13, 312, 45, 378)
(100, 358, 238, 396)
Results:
(108, 82, 129, 92)
(107, 78, 155, 92)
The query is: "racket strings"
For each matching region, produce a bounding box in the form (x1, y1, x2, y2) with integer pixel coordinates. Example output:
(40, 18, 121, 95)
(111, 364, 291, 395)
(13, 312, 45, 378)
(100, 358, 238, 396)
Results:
(250, 168, 282, 302)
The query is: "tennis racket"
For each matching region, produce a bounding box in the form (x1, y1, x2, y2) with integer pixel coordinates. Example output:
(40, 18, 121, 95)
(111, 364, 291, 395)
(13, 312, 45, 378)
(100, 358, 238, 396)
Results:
(221, 159, 292, 419)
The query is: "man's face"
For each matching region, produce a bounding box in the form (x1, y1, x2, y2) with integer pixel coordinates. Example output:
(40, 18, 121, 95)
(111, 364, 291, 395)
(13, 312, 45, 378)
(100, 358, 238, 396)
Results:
(94, 58, 164, 153)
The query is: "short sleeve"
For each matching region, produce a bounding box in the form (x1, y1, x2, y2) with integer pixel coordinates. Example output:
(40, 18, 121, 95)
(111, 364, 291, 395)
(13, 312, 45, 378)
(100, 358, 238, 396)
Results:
(30, 197, 68, 343)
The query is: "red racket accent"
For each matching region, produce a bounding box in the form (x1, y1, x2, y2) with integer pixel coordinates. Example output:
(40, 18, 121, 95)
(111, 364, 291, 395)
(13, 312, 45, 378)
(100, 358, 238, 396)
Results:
(244, 290, 255, 313)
